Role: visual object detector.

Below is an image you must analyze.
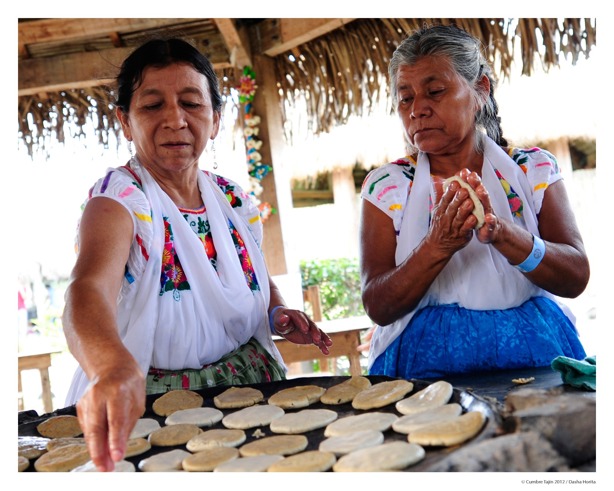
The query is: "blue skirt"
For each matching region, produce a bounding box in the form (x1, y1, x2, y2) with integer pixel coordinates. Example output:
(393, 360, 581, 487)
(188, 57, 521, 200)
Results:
(370, 296, 586, 379)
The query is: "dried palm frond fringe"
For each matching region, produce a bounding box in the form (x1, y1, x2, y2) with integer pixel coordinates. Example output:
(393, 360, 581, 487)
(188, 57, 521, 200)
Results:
(18, 18, 595, 159)
(275, 18, 596, 139)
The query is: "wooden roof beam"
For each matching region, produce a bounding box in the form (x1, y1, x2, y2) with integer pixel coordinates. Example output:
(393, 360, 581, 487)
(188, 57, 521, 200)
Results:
(19, 44, 232, 96)
(212, 18, 252, 68)
(251, 18, 356, 57)
(17, 18, 204, 68)
(18, 48, 131, 96)
(18, 18, 202, 46)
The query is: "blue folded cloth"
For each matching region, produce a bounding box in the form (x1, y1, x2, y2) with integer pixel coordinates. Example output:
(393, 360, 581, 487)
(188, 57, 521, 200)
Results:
(551, 355, 596, 391)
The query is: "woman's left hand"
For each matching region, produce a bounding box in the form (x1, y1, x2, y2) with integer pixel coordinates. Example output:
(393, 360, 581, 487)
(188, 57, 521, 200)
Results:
(271, 308, 333, 355)
(459, 168, 501, 244)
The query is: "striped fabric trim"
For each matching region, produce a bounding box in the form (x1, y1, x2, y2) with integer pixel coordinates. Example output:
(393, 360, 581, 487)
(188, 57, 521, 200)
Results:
(134, 211, 152, 223)
(135, 234, 149, 261)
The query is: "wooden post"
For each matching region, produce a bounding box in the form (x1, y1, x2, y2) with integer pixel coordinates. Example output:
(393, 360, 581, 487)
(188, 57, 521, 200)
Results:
(307, 285, 323, 322)
(332, 166, 359, 259)
(251, 54, 295, 276)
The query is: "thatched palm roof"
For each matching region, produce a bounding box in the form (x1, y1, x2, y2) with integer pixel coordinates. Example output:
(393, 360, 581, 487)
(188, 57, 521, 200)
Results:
(18, 18, 596, 158)
(275, 18, 596, 139)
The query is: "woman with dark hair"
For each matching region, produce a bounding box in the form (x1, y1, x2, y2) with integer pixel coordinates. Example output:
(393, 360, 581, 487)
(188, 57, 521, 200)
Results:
(62, 37, 331, 471)
(359, 25, 589, 381)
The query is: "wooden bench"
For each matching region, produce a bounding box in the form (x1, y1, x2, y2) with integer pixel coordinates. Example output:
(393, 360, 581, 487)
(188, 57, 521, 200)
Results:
(18, 351, 59, 413)
(274, 315, 373, 377)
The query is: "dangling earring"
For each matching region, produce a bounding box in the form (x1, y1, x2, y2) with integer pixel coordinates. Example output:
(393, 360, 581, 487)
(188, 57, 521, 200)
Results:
(127, 140, 134, 157)
(212, 140, 218, 170)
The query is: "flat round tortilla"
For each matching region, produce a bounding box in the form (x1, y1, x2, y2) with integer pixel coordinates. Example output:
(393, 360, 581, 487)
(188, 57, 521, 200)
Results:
(187, 429, 247, 452)
(214, 454, 284, 472)
(222, 404, 285, 430)
(45, 437, 85, 452)
(267, 385, 325, 409)
(182, 447, 240, 472)
(33, 443, 91, 472)
(164, 407, 224, 427)
(267, 450, 337, 472)
(214, 387, 264, 409)
(332, 441, 425, 472)
(239, 435, 308, 457)
(319, 430, 384, 456)
(408, 410, 486, 447)
(270, 409, 338, 434)
(71, 459, 135, 472)
(18, 435, 50, 459)
(148, 423, 202, 447)
(138, 449, 191, 472)
(124, 437, 151, 458)
(392, 402, 463, 435)
(395, 380, 454, 416)
(352, 380, 414, 410)
(36, 414, 82, 438)
(129, 418, 161, 439)
(18, 455, 29, 472)
(443, 175, 485, 228)
(393, 402, 463, 434)
(152, 389, 204, 416)
(320, 376, 372, 405)
(324, 412, 399, 437)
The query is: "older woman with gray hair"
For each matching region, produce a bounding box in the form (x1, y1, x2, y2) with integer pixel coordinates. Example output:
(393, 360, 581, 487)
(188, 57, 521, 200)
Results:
(359, 24, 589, 379)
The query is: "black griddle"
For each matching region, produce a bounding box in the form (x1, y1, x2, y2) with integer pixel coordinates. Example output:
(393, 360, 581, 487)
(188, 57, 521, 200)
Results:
(18, 375, 501, 472)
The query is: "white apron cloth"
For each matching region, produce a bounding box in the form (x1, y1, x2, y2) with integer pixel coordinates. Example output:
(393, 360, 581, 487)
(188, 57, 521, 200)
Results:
(66, 159, 283, 404)
(368, 136, 575, 369)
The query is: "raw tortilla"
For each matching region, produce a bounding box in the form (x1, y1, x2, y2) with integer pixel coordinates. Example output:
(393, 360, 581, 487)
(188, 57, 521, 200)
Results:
(408, 410, 486, 447)
(395, 380, 453, 416)
(332, 441, 425, 472)
(269, 408, 338, 434)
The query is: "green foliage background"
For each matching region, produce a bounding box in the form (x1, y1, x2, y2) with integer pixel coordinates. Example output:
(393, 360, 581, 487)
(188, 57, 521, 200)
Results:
(300, 257, 366, 320)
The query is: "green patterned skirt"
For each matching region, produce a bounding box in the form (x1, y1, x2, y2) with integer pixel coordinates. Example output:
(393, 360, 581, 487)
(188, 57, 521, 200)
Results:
(145, 338, 286, 395)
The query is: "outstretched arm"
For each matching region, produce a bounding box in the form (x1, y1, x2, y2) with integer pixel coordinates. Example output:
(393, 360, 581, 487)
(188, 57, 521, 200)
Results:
(62, 197, 145, 471)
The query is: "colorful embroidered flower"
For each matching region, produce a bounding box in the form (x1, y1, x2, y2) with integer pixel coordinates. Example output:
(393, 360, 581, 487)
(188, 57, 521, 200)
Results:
(204, 234, 216, 259)
(494, 169, 524, 217)
(226, 190, 242, 207)
(508, 196, 523, 215)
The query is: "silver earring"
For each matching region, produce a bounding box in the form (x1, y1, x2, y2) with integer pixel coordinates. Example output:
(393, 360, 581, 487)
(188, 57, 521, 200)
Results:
(127, 140, 134, 157)
(212, 141, 218, 170)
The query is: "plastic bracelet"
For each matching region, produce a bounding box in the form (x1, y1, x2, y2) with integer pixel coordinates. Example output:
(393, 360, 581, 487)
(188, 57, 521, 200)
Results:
(269, 305, 285, 333)
(514, 235, 546, 273)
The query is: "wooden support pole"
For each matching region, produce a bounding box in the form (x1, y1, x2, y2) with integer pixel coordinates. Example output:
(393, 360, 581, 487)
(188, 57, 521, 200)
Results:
(251, 54, 295, 276)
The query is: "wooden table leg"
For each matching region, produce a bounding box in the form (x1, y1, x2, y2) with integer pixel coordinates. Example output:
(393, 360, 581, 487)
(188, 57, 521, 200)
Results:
(18, 352, 57, 414)
(39, 367, 53, 414)
(348, 351, 362, 377)
(18, 370, 24, 411)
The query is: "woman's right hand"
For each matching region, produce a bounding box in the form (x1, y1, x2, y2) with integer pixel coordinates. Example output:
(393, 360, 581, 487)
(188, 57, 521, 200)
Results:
(76, 363, 145, 472)
(428, 176, 477, 254)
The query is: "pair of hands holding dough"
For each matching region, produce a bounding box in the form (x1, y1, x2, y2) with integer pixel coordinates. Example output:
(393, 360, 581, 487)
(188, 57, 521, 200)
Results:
(271, 307, 333, 355)
(430, 168, 499, 252)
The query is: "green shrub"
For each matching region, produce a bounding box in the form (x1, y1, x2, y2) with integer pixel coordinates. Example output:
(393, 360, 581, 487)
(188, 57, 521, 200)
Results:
(300, 258, 366, 320)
